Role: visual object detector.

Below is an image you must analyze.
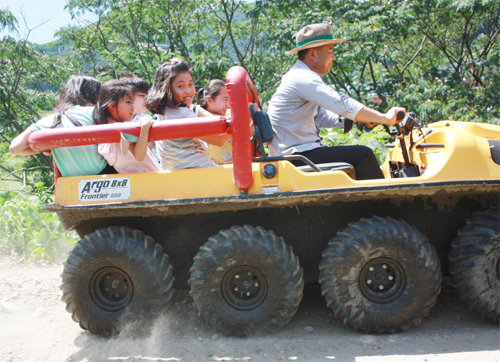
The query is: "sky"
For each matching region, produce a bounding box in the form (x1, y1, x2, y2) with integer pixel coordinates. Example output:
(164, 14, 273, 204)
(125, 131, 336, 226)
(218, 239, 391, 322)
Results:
(1, 0, 96, 44)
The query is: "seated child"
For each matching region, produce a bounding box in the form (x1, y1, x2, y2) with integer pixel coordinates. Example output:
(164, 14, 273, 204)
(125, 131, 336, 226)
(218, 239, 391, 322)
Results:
(119, 76, 150, 120)
(197, 79, 234, 163)
(147, 58, 230, 170)
(9, 74, 110, 176)
(94, 79, 160, 173)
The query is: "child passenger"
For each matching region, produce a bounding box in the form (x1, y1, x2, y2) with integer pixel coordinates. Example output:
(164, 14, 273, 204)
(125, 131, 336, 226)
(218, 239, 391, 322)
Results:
(94, 80, 160, 173)
(197, 79, 233, 163)
(147, 59, 230, 170)
(119, 76, 150, 118)
(9, 74, 111, 176)
(197, 79, 229, 116)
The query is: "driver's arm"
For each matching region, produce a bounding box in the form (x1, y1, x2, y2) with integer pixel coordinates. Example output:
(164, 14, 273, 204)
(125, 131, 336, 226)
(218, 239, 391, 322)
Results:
(354, 106, 406, 126)
(315, 108, 353, 133)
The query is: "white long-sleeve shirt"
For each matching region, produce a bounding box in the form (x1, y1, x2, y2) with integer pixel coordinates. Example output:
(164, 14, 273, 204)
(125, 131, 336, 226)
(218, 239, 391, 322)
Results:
(268, 60, 364, 155)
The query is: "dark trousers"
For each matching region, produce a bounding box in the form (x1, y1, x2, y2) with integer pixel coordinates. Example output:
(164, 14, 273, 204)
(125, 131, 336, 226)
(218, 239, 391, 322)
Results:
(99, 164, 117, 175)
(293, 145, 384, 180)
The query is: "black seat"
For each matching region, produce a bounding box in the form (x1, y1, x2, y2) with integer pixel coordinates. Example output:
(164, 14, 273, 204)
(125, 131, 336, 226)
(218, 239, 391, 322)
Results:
(296, 162, 356, 179)
(250, 105, 273, 156)
(249, 106, 356, 179)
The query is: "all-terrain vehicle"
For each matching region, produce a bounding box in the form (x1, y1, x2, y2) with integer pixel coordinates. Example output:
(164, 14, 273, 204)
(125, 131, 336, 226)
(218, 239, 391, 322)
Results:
(29, 66, 500, 336)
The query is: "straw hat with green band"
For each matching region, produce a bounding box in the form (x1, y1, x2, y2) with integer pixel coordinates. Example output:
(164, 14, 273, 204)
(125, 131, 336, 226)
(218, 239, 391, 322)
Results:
(285, 23, 346, 55)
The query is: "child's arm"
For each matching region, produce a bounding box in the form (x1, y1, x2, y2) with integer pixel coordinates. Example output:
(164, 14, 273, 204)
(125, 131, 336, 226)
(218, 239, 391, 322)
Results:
(129, 117, 153, 162)
(200, 133, 231, 146)
(9, 129, 37, 155)
(195, 107, 232, 146)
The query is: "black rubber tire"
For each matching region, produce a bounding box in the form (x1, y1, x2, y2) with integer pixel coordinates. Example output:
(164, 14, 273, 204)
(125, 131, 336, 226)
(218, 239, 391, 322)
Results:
(449, 207, 500, 323)
(61, 226, 174, 336)
(319, 216, 442, 333)
(189, 225, 304, 335)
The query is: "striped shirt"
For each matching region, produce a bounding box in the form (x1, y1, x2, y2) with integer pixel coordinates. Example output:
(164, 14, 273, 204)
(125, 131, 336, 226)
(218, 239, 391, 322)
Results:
(155, 107, 217, 170)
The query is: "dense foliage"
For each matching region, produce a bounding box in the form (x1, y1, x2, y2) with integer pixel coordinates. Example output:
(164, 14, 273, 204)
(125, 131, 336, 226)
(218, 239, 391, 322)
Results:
(0, 1, 498, 260)
(58, 0, 498, 120)
(0, 191, 78, 262)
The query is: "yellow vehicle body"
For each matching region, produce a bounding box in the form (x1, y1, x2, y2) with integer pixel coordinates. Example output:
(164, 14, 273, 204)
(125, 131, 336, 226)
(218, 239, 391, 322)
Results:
(43, 66, 500, 337)
(48, 119, 499, 292)
(52, 120, 500, 208)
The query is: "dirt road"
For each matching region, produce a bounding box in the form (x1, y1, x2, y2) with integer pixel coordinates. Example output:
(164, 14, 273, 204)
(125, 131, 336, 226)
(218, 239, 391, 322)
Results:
(0, 256, 498, 362)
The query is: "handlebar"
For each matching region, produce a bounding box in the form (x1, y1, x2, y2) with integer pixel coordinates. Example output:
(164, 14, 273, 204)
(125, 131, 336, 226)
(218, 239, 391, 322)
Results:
(396, 111, 406, 122)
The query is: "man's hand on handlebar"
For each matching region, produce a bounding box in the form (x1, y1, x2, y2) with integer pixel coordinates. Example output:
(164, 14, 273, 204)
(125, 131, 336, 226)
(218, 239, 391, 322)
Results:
(383, 107, 406, 126)
(354, 106, 406, 126)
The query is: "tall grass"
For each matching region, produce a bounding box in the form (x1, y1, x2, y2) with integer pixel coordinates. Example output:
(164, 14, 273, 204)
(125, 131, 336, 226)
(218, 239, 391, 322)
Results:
(0, 191, 78, 263)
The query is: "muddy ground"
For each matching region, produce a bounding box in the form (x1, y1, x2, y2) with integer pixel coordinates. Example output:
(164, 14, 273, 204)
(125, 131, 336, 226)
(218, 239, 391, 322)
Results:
(0, 256, 498, 362)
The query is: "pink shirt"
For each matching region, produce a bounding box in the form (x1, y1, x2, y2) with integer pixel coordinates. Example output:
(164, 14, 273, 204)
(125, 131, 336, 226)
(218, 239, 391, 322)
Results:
(98, 138, 160, 173)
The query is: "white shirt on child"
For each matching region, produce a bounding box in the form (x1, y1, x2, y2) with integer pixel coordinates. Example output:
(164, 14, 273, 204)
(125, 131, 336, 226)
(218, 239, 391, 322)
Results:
(155, 107, 217, 170)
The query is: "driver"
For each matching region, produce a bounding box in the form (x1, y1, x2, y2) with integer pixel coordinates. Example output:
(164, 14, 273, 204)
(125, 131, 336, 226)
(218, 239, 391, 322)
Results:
(267, 23, 405, 180)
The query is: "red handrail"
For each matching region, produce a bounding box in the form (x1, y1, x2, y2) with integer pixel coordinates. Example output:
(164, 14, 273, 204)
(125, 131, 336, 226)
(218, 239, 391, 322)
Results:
(226, 66, 254, 191)
(28, 116, 228, 151)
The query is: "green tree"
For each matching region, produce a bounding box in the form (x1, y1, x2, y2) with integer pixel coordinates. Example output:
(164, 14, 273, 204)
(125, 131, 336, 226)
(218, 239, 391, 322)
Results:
(323, 0, 499, 123)
(0, 9, 93, 189)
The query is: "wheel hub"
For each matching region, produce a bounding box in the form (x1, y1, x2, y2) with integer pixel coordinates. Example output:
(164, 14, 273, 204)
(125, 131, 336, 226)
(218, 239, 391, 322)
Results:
(90, 267, 134, 312)
(359, 257, 406, 304)
(221, 265, 267, 311)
